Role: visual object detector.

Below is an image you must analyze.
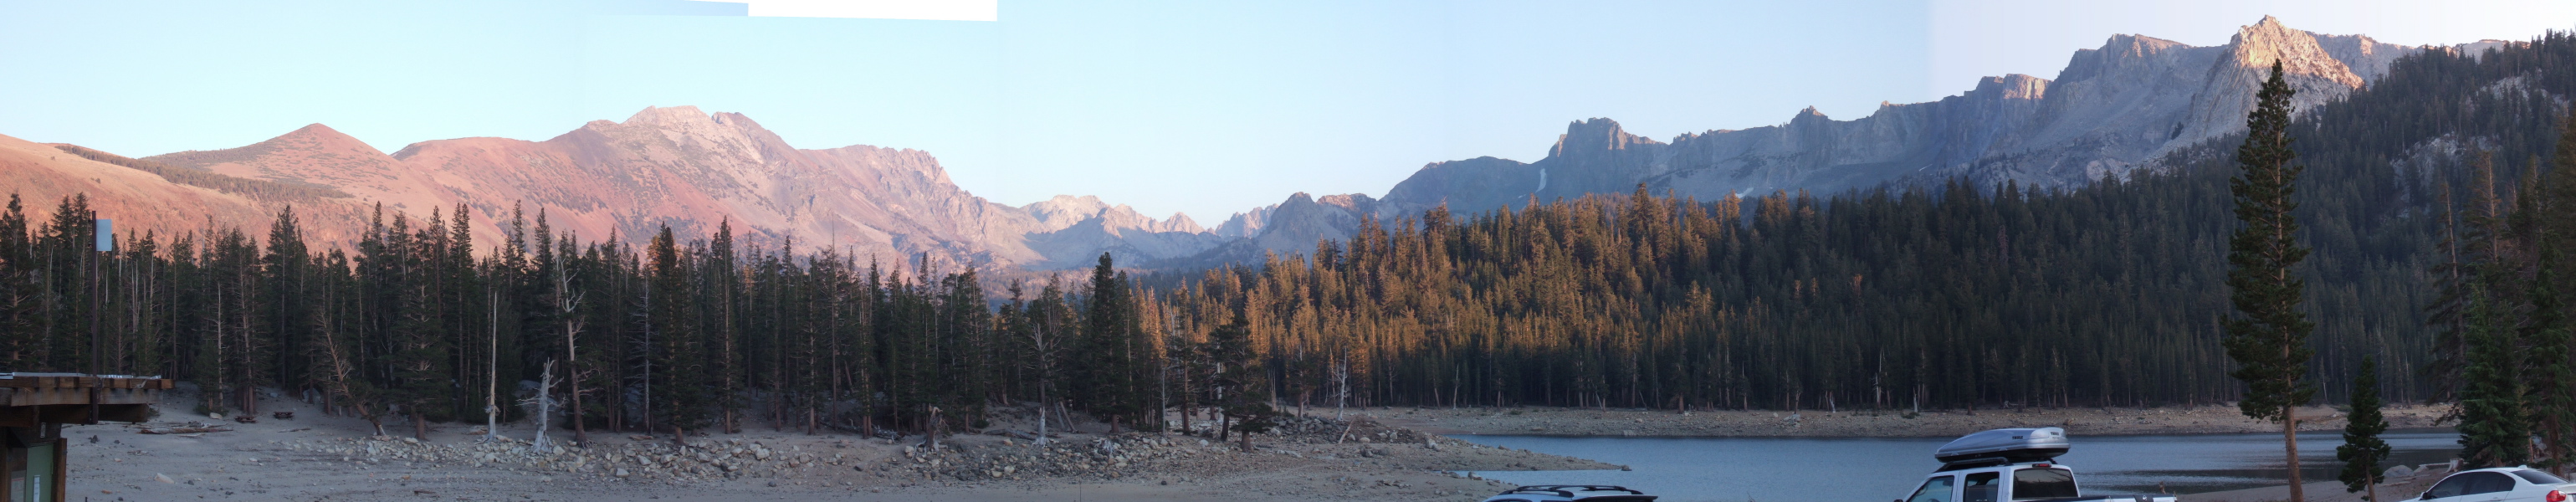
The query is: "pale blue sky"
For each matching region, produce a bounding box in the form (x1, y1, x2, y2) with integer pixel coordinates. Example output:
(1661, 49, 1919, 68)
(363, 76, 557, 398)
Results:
(3, 1, 2569, 222)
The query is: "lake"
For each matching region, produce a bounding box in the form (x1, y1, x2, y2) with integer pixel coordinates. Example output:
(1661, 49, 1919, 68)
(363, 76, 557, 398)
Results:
(1455, 428, 2461, 502)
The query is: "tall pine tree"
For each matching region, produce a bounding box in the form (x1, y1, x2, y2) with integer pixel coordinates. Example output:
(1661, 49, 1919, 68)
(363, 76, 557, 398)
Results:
(2527, 237, 2574, 472)
(2460, 285, 2531, 468)
(2220, 60, 2318, 502)
(645, 225, 705, 442)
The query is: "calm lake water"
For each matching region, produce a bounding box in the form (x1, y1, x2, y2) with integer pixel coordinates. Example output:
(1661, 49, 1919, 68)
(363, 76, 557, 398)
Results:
(1455, 428, 2461, 502)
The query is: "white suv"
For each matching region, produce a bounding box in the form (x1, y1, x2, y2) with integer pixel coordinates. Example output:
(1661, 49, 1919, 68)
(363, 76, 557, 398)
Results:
(2418, 468, 2576, 502)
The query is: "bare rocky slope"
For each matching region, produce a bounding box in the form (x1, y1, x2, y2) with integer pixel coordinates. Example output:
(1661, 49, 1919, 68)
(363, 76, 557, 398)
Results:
(0, 131, 381, 246)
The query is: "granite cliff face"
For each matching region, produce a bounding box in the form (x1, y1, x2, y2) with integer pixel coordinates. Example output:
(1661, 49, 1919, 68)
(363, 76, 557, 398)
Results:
(1196, 17, 2461, 262)
(122, 106, 1216, 269)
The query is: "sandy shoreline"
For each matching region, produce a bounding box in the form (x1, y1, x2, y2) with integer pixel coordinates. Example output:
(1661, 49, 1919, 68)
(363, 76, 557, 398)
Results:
(60, 390, 2457, 501)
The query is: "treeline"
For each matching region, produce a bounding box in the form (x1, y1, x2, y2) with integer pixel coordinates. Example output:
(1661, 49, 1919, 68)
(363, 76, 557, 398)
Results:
(0, 195, 1273, 441)
(50, 144, 352, 202)
(1132, 30, 2576, 412)
(2445, 112, 2576, 469)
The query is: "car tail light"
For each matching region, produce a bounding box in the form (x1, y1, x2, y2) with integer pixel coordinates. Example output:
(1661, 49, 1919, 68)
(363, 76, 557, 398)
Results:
(2548, 490, 2566, 502)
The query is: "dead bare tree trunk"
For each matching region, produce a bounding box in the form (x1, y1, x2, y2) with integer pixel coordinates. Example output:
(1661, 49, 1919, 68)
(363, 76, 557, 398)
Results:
(525, 361, 558, 451)
(485, 286, 501, 443)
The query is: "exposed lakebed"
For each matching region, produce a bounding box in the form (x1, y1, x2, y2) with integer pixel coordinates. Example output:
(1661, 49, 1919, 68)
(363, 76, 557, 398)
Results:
(1455, 428, 2461, 502)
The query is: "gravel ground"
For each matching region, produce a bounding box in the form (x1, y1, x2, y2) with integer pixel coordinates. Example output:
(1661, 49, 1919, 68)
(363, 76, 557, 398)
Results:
(2181, 469, 2448, 502)
(63, 389, 1612, 502)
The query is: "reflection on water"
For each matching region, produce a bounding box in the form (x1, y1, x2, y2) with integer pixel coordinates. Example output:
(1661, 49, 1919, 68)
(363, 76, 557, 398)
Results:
(1455, 428, 2458, 502)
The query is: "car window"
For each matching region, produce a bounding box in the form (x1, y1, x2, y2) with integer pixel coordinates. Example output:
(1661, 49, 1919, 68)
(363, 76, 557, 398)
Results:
(1908, 476, 1956, 502)
(2426, 472, 2519, 497)
(2517, 470, 2569, 484)
(1964, 473, 2000, 502)
(2013, 467, 2080, 499)
(2466, 472, 2518, 494)
(2424, 474, 2470, 499)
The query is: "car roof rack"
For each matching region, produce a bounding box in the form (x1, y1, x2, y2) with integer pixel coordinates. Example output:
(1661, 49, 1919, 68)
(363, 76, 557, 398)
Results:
(1935, 457, 2058, 472)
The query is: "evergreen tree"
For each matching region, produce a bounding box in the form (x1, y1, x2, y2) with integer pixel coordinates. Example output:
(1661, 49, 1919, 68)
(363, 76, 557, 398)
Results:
(2528, 239, 2574, 472)
(259, 206, 311, 403)
(382, 210, 448, 439)
(0, 194, 35, 367)
(1082, 253, 1144, 431)
(2220, 60, 2319, 502)
(704, 219, 740, 434)
(2461, 286, 2531, 468)
(1206, 307, 1273, 451)
(2338, 356, 2390, 499)
(645, 225, 705, 441)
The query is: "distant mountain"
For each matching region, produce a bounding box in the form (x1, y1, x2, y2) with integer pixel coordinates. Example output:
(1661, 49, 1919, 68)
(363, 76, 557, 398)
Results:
(99, 106, 1218, 269)
(1190, 17, 2514, 264)
(0, 131, 376, 245)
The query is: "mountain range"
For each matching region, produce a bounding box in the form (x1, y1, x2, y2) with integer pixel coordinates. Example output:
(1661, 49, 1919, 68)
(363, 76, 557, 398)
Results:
(11, 106, 1221, 269)
(2, 17, 2520, 270)
(1211, 16, 2520, 265)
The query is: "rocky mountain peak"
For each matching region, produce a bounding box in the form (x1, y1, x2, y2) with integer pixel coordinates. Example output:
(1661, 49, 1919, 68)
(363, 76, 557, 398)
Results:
(2059, 34, 2192, 83)
(1022, 194, 1207, 235)
(1315, 193, 1378, 213)
(1160, 213, 1205, 233)
(1214, 204, 1278, 238)
(1786, 106, 1837, 127)
(1548, 118, 1659, 159)
(622, 105, 716, 127)
(588, 105, 779, 141)
(254, 123, 388, 158)
(2169, 16, 2379, 146)
(151, 122, 396, 172)
(1976, 74, 2051, 100)
(2311, 33, 2412, 83)
(1025, 194, 1110, 223)
(570, 105, 802, 169)
(2225, 15, 2364, 90)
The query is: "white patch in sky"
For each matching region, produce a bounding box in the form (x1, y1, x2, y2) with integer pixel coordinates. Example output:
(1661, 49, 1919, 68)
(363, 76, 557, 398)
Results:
(691, 0, 996, 21)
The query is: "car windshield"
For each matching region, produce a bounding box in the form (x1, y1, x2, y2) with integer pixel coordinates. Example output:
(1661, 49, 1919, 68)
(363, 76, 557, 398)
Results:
(2517, 470, 2569, 484)
(1907, 476, 1956, 502)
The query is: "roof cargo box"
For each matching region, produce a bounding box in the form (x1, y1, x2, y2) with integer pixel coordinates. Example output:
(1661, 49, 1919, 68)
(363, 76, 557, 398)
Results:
(1935, 427, 2069, 464)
